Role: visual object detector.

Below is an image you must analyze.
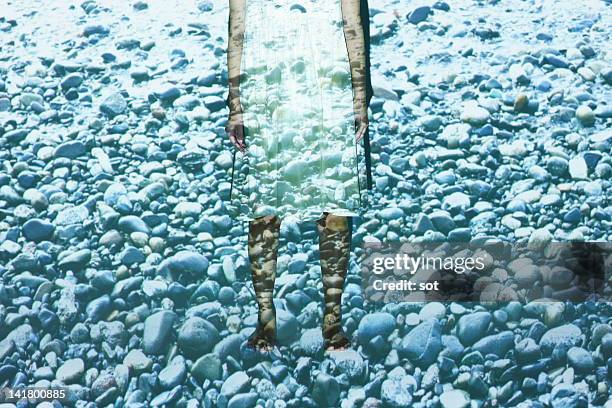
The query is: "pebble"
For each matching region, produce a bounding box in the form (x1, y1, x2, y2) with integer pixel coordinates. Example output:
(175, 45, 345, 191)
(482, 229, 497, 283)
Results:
(472, 331, 514, 357)
(566, 347, 594, 374)
(191, 353, 222, 382)
(221, 371, 250, 398)
(177, 316, 219, 357)
(56, 358, 85, 383)
(575, 105, 595, 126)
(22, 218, 54, 241)
(381, 373, 414, 407)
(460, 101, 490, 125)
(143, 310, 176, 354)
(100, 92, 127, 118)
(357, 312, 396, 347)
(440, 389, 470, 408)
(539, 324, 584, 353)
(408, 6, 431, 24)
(398, 319, 442, 367)
(456, 311, 491, 346)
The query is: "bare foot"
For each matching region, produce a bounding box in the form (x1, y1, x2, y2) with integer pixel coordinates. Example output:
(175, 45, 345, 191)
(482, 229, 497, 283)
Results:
(324, 332, 351, 352)
(247, 329, 276, 352)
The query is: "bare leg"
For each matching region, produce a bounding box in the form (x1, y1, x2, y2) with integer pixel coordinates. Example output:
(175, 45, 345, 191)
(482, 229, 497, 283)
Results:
(247, 215, 281, 352)
(317, 212, 352, 351)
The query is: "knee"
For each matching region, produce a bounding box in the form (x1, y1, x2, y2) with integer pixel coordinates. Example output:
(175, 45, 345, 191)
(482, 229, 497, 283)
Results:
(319, 214, 349, 232)
(253, 215, 281, 228)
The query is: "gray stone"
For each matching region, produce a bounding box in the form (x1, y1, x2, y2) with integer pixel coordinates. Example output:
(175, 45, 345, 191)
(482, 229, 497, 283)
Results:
(456, 312, 491, 346)
(158, 251, 210, 282)
(566, 346, 594, 374)
(177, 317, 219, 357)
(408, 6, 431, 24)
(357, 312, 395, 346)
(23, 218, 54, 241)
(159, 356, 187, 389)
(100, 92, 127, 117)
(312, 373, 340, 407)
(191, 353, 222, 382)
(539, 324, 583, 353)
(55, 140, 86, 159)
(56, 358, 85, 383)
(220, 371, 250, 398)
(398, 319, 442, 367)
(143, 310, 176, 354)
(472, 331, 514, 357)
(123, 349, 152, 372)
(440, 389, 470, 408)
(381, 373, 415, 407)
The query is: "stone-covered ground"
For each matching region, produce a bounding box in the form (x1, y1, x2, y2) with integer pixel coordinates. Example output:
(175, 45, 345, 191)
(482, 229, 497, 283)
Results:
(0, 0, 610, 407)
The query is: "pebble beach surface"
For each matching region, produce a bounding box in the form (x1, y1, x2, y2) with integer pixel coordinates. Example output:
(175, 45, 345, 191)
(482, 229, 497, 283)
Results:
(0, 0, 610, 407)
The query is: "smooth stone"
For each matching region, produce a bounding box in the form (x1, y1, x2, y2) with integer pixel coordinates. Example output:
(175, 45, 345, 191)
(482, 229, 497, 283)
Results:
(61, 73, 84, 90)
(177, 317, 219, 357)
(58, 249, 92, 270)
(408, 6, 431, 24)
(456, 312, 491, 346)
(22, 218, 55, 241)
(440, 389, 470, 408)
(460, 101, 490, 126)
(312, 373, 340, 407)
(100, 92, 127, 118)
(123, 349, 152, 372)
(576, 105, 595, 126)
(158, 250, 209, 281)
(398, 319, 442, 367)
(566, 347, 594, 374)
(472, 331, 514, 357)
(569, 156, 588, 179)
(539, 324, 583, 353)
(143, 310, 176, 355)
(191, 353, 222, 382)
(156, 84, 182, 103)
(174, 202, 202, 217)
(220, 371, 250, 398)
(276, 308, 299, 345)
(357, 312, 396, 346)
(85, 295, 111, 322)
(227, 393, 258, 408)
(158, 356, 187, 389)
(55, 140, 86, 159)
(56, 358, 85, 383)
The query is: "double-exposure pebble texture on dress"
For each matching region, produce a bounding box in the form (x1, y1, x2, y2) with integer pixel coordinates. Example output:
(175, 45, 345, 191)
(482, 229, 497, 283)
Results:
(228, 0, 373, 222)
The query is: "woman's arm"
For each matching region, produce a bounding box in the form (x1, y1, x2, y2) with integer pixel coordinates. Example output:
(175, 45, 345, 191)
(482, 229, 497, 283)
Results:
(227, 0, 247, 114)
(340, 0, 371, 140)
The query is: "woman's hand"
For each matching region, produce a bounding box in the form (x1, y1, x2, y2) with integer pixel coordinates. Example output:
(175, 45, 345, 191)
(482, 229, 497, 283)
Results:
(355, 111, 369, 143)
(226, 111, 247, 153)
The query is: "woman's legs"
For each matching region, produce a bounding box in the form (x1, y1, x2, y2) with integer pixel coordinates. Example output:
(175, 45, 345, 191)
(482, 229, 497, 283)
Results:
(317, 212, 352, 351)
(247, 215, 281, 351)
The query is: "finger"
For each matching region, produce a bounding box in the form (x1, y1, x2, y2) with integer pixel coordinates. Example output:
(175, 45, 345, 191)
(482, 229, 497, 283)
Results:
(229, 134, 240, 150)
(237, 127, 246, 152)
(356, 126, 366, 142)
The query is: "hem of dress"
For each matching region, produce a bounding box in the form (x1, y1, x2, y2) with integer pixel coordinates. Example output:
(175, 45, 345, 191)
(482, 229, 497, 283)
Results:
(233, 207, 363, 223)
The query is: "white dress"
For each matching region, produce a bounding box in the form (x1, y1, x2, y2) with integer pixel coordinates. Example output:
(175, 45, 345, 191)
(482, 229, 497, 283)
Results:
(228, 0, 370, 222)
